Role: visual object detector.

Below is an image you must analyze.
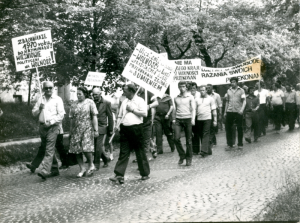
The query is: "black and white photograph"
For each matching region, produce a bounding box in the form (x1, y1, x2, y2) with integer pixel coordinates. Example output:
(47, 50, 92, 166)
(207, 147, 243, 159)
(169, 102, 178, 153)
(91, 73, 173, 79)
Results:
(0, 0, 299, 222)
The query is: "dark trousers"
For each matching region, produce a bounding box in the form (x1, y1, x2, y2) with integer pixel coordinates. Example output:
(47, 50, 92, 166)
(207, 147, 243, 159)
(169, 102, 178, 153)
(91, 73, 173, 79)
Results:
(94, 134, 109, 168)
(245, 112, 259, 140)
(154, 115, 175, 153)
(210, 118, 217, 146)
(114, 124, 150, 177)
(192, 116, 200, 154)
(225, 112, 243, 147)
(273, 105, 283, 130)
(143, 121, 152, 152)
(285, 103, 296, 130)
(174, 118, 193, 161)
(257, 104, 267, 136)
(195, 120, 211, 154)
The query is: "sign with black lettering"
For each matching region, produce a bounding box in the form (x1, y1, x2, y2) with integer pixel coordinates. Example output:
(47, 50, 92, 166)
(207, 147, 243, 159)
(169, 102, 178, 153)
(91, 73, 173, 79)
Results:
(122, 43, 176, 97)
(12, 30, 55, 72)
(84, 72, 106, 87)
(199, 55, 262, 85)
(170, 59, 201, 99)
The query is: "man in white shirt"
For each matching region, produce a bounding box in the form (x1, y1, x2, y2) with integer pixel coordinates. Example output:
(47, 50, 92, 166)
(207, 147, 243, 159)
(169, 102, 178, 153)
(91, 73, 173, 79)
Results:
(195, 85, 217, 157)
(254, 81, 269, 136)
(269, 82, 285, 133)
(110, 84, 150, 184)
(32, 81, 65, 179)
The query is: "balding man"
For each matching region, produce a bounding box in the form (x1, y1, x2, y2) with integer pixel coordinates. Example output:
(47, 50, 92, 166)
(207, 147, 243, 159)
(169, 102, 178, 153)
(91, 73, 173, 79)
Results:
(92, 88, 114, 170)
(32, 81, 65, 179)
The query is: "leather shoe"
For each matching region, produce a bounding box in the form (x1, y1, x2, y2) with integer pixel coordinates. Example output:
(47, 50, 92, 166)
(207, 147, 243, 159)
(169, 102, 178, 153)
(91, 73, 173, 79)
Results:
(186, 160, 192, 166)
(141, 176, 150, 181)
(109, 175, 124, 184)
(245, 138, 251, 143)
(199, 152, 208, 158)
(157, 151, 163, 154)
(26, 163, 36, 173)
(178, 158, 185, 165)
(38, 171, 59, 180)
(103, 163, 109, 168)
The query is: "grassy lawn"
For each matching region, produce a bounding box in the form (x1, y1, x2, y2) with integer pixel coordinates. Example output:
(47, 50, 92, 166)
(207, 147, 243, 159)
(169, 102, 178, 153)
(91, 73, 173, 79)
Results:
(255, 174, 300, 221)
(0, 102, 71, 141)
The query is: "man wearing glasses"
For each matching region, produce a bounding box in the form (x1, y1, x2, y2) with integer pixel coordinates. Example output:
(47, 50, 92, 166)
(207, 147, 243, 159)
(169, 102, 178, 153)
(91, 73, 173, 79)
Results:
(32, 81, 65, 179)
(92, 88, 114, 170)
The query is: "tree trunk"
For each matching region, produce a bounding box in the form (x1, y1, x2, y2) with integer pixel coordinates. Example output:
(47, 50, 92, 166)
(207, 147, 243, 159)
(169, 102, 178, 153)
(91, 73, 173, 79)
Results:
(91, 0, 97, 72)
(27, 71, 32, 106)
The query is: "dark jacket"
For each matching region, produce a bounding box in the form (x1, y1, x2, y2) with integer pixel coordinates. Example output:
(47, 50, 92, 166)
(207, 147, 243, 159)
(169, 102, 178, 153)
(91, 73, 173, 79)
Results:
(94, 97, 114, 135)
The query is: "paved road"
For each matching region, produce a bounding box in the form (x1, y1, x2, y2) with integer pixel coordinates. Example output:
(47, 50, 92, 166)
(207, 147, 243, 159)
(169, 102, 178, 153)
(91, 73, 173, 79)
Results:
(1, 126, 300, 222)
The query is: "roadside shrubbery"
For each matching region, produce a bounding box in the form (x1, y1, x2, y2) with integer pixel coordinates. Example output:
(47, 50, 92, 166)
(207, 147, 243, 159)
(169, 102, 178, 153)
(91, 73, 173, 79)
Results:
(0, 102, 71, 141)
(255, 173, 300, 221)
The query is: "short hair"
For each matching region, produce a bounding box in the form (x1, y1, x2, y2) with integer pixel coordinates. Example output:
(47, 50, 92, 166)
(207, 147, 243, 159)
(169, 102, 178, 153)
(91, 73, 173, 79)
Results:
(207, 84, 213, 87)
(275, 82, 281, 88)
(199, 85, 207, 90)
(190, 82, 197, 88)
(178, 81, 187, 87)
(285, 83, 291, 87)
(248, 86, 254, 93)
(260, 81, 265, 87)
(126, 83, 137, 93)
(77, 86, 89, 98)
(230, 77, 239, 83)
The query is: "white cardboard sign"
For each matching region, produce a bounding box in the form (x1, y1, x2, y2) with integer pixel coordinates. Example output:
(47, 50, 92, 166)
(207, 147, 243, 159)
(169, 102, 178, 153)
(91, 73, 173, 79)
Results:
(84, 72, 106, 87)
(122, 43, 176, 98)
(12, 30, 55, 72)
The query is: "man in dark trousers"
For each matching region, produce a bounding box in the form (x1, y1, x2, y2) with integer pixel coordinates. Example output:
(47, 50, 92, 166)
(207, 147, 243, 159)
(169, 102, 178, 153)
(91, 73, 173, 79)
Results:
(110, 84, 150, 184)
(224, 77, 246, 151)
(172, 81, 195, 166)
(284, 83, 297, 131)
(244, 87, 260, 143)
(92, 88, 114, 170)
(154, 89, 175, 154)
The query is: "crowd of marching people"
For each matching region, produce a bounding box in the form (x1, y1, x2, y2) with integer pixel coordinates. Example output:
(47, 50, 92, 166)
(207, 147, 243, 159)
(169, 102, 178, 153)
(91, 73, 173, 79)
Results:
(25, 77, 300, 184)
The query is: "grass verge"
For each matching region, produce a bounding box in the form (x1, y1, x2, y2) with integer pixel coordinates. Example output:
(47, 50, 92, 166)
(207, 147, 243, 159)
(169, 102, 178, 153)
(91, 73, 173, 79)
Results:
(0, 102, 71, 141)
(255, 172, 300, 221)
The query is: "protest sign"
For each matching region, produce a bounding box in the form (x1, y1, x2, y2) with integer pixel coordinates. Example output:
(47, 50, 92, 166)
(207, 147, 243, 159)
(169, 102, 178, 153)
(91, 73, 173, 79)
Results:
(170, 59, 201, 99)
(12, 30, 55, 72)
(84, 72, 106, 87)
(122, 43, 176, 98)
(199, 55, 262, 85)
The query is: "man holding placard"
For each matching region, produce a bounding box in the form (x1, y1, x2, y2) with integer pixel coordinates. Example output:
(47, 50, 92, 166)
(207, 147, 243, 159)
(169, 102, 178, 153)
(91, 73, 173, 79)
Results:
(172, 81, 196, 166)
(110, 84, 150, 184)
(32, 81, 65, 179)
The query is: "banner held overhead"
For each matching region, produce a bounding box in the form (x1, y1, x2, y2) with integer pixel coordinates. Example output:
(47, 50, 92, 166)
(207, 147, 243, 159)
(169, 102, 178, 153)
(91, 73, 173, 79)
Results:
(122, 43, 176, 98)
(12, 30, 55, 72)
(199, 55, 262, 85)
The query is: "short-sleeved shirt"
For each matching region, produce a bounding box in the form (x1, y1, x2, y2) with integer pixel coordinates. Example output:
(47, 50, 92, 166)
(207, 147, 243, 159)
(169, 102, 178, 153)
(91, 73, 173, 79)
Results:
(208, 92, 222, 109)
(138, 91, 155, 124)
(284, 91, 297, 104)
(156, 94, 173, 116)
(226, 87, 246, 112)
(174, 93, 195, 119)
(254, 89, 269, 104)
(118, 95, 147, 126)
(269, 90, 284, 105)
(195, 95, 216, 120)
(296, 91, 300, 106)
(245, 95, 259, 113)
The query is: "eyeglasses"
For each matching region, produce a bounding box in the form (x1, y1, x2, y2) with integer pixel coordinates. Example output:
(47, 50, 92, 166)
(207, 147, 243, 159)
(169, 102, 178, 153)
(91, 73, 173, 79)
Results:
(44, 87, 53, 90)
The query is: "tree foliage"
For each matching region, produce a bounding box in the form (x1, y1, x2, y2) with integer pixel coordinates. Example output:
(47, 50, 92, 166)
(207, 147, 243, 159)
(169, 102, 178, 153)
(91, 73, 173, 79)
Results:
(0, 0, 299, 94)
